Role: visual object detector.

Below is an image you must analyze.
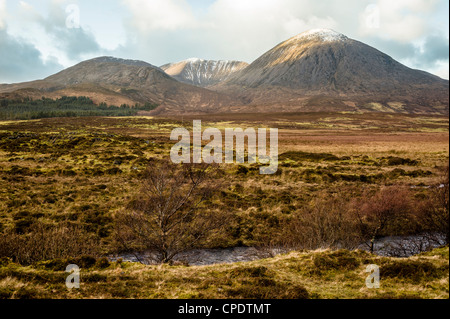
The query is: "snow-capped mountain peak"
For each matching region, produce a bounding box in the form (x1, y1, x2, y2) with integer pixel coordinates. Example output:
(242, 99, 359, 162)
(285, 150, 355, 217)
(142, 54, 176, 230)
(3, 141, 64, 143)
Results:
(292, 29, 348, 42)
(161, 59, 249, 87)
(185, 57, 204, 63)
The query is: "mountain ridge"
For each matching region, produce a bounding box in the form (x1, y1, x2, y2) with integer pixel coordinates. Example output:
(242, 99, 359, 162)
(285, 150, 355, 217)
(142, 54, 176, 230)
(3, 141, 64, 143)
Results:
(161, 58, 249, 87)
(211, 29, 448, 114)
(0, 29, 448, 115)
(0, 56, 240, 114)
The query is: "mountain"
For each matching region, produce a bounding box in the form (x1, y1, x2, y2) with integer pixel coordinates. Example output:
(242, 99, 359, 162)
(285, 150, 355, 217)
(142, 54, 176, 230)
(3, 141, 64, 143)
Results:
(0, 56, 237, 114)
(212, 29, 449, 114)
(161, 58, 249, 87)
(1, 30, 448, 115)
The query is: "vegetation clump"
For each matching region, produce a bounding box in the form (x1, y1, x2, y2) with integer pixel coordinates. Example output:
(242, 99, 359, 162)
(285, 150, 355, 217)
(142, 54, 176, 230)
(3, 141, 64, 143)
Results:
(381, 260, 448, 283)
(313, 250, 360, 271)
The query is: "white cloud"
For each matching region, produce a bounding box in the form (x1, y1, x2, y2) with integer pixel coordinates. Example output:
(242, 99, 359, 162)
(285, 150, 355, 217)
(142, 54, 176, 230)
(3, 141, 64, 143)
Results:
(116, 0, 447, 80)
(1, 0, 448, 82)
(0, 0, 6, 30)
(122, 0, 197, 32)
(283, 16, 338, 37)
(432, 61, 450, 79)
(0, 0, 64, 83)
(120, 0, 346, 63)
(16, 0, 103, 64)
(203, 0, 343, 60)
(359, 0, 440, 42)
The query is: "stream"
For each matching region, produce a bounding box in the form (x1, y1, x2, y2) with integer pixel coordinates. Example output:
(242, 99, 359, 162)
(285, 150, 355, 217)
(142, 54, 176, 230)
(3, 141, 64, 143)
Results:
(109, 247, 278, 266)
(109, 234, 446, 266)
(359, 233, 446, 258)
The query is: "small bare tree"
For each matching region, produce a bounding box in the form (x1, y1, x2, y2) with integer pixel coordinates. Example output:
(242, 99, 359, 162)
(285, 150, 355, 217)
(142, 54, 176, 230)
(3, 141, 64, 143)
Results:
(115, 160, 226, 264)
(354, 186, 412, 254)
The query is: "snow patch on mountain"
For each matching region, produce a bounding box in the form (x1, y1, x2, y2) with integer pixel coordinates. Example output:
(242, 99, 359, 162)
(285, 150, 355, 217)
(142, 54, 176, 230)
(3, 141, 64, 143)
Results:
(292, 29, 348, 42)
(161, 59, 249, 87)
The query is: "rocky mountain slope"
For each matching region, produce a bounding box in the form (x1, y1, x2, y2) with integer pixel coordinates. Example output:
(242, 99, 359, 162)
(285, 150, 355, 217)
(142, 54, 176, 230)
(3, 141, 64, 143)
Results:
(161, 58, 248, 87)
(1, 30, 448, 115)
(212, 29, 449, 114)
(0, 57, 238, 114)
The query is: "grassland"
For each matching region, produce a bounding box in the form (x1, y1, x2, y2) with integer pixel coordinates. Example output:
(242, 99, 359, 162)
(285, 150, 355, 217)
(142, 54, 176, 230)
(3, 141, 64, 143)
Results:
(0, 246, 448, 299)
(0, 112, 448, 299)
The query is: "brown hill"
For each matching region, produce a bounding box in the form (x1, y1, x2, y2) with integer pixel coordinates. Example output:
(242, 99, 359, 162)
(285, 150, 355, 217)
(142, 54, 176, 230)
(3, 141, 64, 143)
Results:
(0, 57, 238, 114)
(212, 29, 449, 114)
(1, 31, 448, 115)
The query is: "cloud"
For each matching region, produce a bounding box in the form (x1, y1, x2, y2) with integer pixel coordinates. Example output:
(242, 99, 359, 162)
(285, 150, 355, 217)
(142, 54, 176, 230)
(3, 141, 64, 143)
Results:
(0, 29, 63, 84)
(419, 34, 450, 66)
(202, 0, 340, 60)
(359, 0, 440, 42)
(116, 0, 448, 80)
(430, 61, 449, 80)
(19, 0, 101, 60)
(0, 0, 5, 30)
(409, 34, 449, 79)
(123, 0, 197, 32)
(50, 25, 101, 60)
(1, 0, 448, 82)
(119, 0, 348, 64)
(0, 0, 63, 83)
(357, 32, 448, 80)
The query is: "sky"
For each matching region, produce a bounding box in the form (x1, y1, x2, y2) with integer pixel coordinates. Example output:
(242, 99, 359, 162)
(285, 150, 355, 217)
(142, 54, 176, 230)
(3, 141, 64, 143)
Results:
(0, 0, 448, 83)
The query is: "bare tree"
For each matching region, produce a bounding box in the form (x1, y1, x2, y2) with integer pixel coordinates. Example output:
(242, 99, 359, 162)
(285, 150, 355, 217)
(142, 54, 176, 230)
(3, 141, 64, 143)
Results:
(354, 186, 412, 254)
(114, 160, 226, 264)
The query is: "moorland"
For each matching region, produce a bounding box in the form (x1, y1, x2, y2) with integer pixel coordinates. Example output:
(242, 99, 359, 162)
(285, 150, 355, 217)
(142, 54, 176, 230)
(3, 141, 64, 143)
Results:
(0, 111, 448, 299)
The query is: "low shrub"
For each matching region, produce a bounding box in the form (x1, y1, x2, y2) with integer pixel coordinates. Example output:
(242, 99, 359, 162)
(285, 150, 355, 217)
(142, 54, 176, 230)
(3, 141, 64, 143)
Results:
(313, 250, 360, 271)
(381, 260, 448, 283)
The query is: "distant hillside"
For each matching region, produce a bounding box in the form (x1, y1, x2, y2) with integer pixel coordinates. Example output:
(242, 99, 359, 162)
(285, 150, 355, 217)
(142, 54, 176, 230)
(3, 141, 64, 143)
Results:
(161, 58, 249, 87)
(0, 31, 448, 115)
(0, 57, 238, 114)
(212, 29, 449, 114)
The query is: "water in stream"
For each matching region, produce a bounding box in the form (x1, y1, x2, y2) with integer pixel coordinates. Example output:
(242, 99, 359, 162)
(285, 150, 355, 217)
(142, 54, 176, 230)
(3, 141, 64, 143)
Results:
(110, 234, 446, 266)
(109, 247, 278, 266)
